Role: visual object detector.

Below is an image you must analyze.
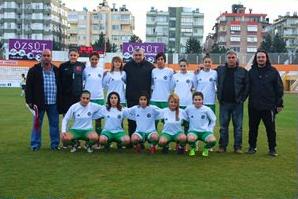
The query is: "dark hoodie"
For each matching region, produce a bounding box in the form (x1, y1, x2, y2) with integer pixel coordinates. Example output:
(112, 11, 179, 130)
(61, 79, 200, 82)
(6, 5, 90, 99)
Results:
(248, 63, 284, 111)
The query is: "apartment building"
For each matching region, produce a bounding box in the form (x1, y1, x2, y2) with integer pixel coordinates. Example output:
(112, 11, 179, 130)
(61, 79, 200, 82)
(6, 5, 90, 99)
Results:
(0, 0, 68, 49)
(146, 7, 204, 53)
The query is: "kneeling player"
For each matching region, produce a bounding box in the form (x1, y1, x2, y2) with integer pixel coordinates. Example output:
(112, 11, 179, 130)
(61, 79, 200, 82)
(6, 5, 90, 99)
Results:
(94, 92, 130, 149)
(127, 92, 160, 153)
(185, 92, 216, 157)
(158, 94, 187, 154)
(61, 90, 102, 153)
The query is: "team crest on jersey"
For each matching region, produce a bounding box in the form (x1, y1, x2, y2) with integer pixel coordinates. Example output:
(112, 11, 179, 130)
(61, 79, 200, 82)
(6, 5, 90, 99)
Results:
(88, 74, 91, 76)
(147, 113, 151, 118)
(186, 79, 190, 83)
(201, 115, 206, 119)
(117, 114, 121, 119)
(163, 76, 168, 80)
(77, 114, 80, 117)
(165, 118, 168, 121)
(209, 78, 213, 81)
(136, 114, 140, 117)
(198, 78, 202, 82)
(75, 66, 82, 72)
(176, 79, 179, 82)
(107, 115, 110, 118)
(87, 112, 91, 116)
(98, 74, 102, 78)
(190, 115, 194, 118)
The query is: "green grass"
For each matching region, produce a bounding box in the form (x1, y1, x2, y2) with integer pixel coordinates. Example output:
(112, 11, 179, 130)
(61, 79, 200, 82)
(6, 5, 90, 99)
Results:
(0, 88, 297, 199)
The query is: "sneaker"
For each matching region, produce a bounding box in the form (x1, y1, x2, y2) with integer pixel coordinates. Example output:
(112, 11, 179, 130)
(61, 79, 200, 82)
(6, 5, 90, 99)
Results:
(268, 150, 278, 157)
(177, 145, 185, 154)
(162, 146, 169, 154)
(31, 147, 39, 151)
(93, 143, 101, 150)
(87, 146, 93, 153)
(70, 145, 78, 153)
(189, 148, 196, 156)
(51, 146, 60, 151)
(135, 144, 142, 153)
(149, 145, 157, 154)
(234, 149, 243, 154)
(246, 147, 257, 154)
(209, 148, 214, 152)
(202, 148, 209, 157)
(217, 147, 226, 153)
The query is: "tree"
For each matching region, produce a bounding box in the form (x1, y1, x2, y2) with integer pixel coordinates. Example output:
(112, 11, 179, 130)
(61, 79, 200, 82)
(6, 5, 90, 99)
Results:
(185, 37, 202, 54)
(92, 32, 105, 51)
(210, 43, 228, 53)
(111, 43, 118, 52)
(105, 38, 112, 52)
(272, 33, 287, 53)
(129, 34, 142, 43)
(53, 40, 62, 50)
(259, 34, 272, 52)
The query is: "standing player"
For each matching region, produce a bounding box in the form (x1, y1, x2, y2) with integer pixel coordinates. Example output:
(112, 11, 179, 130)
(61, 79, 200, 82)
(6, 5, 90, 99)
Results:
(158, 94, 187, 154)
(185, 92, 217, 157)
(151, 52, 173, 109)
(103, 56, 126, 106)
(127, 92, 160, 154)
(95, 92, 130, 148)
(61, 90, 102, 153)
(20, 73, 26, 96)
(83, 52, 104, 135)
(194, 55, 217, 113)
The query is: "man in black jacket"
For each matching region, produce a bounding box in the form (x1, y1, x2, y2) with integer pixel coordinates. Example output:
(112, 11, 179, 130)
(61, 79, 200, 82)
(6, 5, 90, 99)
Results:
(58, 49, 85, 114)
(217, 50, 249, 153)
(124, 48, 154, 136)
(247, 50, 283, 156)
(25, 49, 60, 151)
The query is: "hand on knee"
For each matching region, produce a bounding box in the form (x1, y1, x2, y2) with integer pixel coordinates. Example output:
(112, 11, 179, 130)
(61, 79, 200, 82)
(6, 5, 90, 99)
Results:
(131, 134, 140, 144)
(178, 134, 186, 143)
(121, 136, 130, 145)
(99, 136, 108, 144)
(187, 135, 196, 143)
(159, 138, 167, 146)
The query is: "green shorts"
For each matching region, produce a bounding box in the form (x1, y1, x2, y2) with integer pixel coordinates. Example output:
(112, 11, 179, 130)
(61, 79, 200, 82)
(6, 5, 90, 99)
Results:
(205, 104, 215, 113)
(160, 131, 184, 143)
(120, 102, 127, 107)
(187, 131, 213, 142)
(70, 128, 94, 140)
(135, 131, 157, 142)
(179, 106, 187, 109)
(91, 99, 105, 105)
(150, 101, 168, 109)
(101, 130, 126, 143)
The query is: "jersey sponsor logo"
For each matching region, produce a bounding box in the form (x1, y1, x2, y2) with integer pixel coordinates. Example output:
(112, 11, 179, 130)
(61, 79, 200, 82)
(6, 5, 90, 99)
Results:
(165, 118, 168, 121)
(117, 114, 121, 119)
(98, 74, 102, 78)
(147, 113, 151, 118)
(186, 79, 190, 83)
(209, 78, 213, 82)
(88, 74, 91, 76)
(163, 76, 168, 80)
(87, 112, 91, 116)
(77, 114, 80, 117)
(107, 115, 110, 118)
(176, 79, 179, 82)
(201, 115, 206, 119)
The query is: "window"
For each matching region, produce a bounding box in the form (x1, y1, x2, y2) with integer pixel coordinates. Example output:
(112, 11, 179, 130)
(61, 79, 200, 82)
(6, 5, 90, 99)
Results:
(230, 36, 240, 42)
(112, 25, 120, 30)
(247, 47, 257, 52)
(247, 36, 257, 42)
(230, 25, 241, 31)
(247, 25, 257, 32)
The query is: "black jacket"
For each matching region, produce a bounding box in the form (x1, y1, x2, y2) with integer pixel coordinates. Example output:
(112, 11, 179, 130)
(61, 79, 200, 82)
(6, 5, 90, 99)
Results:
(58, 61, 85, 114)
(124, 59, 154, 101)
(248, 64, 284, 110)
(216, 64, 249, 104)
(25, 63, 60, 111)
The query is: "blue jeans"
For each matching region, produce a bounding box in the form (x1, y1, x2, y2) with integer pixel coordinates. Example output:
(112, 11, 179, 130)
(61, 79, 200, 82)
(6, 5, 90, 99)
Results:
(219, 102, 243, 150)
(30, 104, 60, 149)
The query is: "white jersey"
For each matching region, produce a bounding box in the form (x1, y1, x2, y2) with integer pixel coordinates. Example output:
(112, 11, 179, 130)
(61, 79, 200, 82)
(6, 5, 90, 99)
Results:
(194, 69, 217, 105)
(103, 71, 126, 103)
(151, 67, 174, 102)
(171, 72, 195, 107)
(160, 108, 187, 135)
(93, 107, 129, 133)
(83, 66, 104, 100)
(185, 105, 216, 132)
(126, 105, 160, 133)
(62, 102, 103, 132)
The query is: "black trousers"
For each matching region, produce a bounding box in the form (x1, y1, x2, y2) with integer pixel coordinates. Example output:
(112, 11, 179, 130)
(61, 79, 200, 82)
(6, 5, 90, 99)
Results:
(248, 107, 277, 151)
(127, 99, 139, 137)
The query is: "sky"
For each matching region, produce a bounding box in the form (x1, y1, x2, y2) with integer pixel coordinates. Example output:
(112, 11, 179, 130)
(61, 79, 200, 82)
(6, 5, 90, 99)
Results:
(63, 0, 298, 41)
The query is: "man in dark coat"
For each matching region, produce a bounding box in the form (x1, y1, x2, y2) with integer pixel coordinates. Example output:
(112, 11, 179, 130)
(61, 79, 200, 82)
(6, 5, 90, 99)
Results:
(25, 49, 60, 151)
(247, 49, 283, 157)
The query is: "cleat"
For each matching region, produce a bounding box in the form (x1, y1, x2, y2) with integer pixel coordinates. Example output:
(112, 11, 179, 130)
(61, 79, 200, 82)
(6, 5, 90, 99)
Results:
(31, 147, 39, 151)
(189, 148, 196, 156)
(202, 148, 209, 157)
(268, 150, 278, 157)
(70, 145, 77, 153)
(234, 149, 243, 154)
(162, 146, 169, 154)
(177, 145, 185, 154)
(246, 147, 257, 154)
(87, 146, 93, 153)
(217, 147, 226, 153)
